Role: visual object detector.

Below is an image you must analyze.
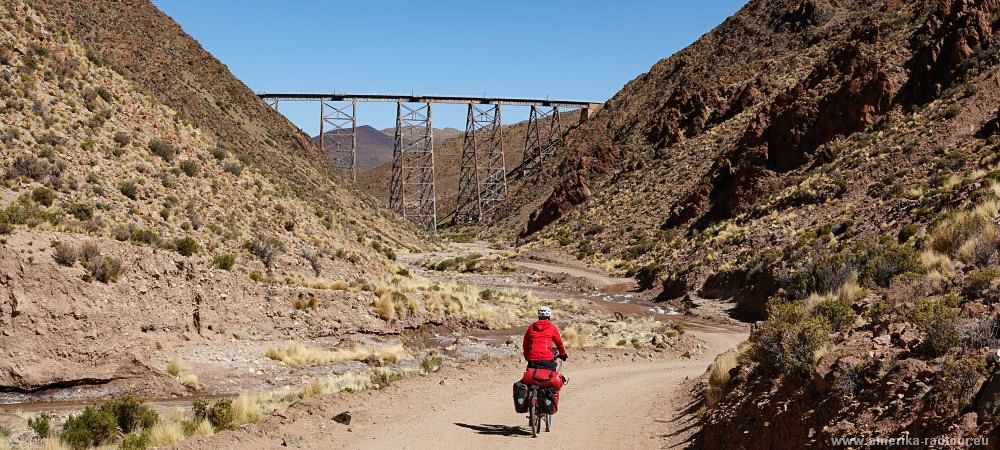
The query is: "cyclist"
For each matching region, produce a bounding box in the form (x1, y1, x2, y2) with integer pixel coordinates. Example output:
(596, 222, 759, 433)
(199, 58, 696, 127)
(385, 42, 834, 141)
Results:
(522, 305, 568, 370)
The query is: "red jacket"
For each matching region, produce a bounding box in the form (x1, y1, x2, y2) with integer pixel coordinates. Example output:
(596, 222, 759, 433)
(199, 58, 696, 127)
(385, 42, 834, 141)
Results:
(523, 319, 567, 361)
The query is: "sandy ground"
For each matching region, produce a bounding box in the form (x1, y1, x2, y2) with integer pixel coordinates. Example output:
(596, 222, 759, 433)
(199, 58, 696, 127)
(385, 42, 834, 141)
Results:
(174, 327, 746, 450)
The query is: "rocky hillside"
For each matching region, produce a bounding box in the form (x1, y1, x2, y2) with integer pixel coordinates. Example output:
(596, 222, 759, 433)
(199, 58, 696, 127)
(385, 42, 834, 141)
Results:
(484, 0, 1000, 445)
(0, 0, 428, 396)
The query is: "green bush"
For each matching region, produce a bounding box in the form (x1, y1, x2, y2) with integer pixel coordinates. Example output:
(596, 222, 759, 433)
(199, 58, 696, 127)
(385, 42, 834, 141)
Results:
(210, 146, 227, 160)
(811, 298, 856, 332)
(213, 254, 235, 271)
(31, 186, 54, 206)
(119, 432, 151, 450)
(106, 394, 158, 433)
(223, 161, 242, 176)
(119, 180, 139, 200)
(65, 202, 94, 221)
(249, 271, 264, 282)
(193, 398, 235, 431)
(933, 357, 985, 412)
(148, 139, 176, 162)
(61, 406, 118, 449)
(370, 369, 404, 389)
(910, 297, 961, 356)
(28, 412, 51, 438)
(175, 237, 200, 257)
(748, 301, 831, 376)
(860, 243, 920, 288)
(129, 227, 160, 246)
(179, 160, 199, 177)
(898, 224, 919, 243)
(864, 299, 892, 324)
(420, 354, 443, 373)
(964, 268, 996, 298)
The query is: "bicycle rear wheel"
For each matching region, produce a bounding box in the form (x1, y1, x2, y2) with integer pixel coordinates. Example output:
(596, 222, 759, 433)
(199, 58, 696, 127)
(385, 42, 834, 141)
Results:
(529, 404, 537, 437)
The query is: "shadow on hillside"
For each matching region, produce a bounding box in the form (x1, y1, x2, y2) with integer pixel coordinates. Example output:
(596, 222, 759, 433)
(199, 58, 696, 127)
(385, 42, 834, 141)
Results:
(453, 423, 531, 437)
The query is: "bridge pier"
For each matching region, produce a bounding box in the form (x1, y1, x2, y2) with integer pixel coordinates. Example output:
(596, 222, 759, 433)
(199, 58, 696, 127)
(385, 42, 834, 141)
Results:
(521, 106, 561, 173)
(265, 97, 279, 111)
(319, 99, 358, 183)
(389, 102, 438, 233)
(455, 104, 507, 223)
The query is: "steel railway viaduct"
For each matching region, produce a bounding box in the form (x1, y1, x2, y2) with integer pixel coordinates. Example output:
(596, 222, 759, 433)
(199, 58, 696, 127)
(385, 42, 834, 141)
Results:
(259, 93, 602, 233)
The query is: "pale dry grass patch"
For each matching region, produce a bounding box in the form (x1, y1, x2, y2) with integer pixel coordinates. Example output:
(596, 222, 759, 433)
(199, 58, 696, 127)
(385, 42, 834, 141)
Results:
(836, 279, 867, 304)
(165, 358, 188, 377)
(148, 420, 185, 447)
(190, 419, 214, 437)
(166, 358, 200, 390)
(265, 341, 406, 366)
(36, 439, 69, 450)
(706, 350, 739, 409)
(921, 250, 955, 276)
(179, 373, 200, 390)
(233, 391, 268, 424)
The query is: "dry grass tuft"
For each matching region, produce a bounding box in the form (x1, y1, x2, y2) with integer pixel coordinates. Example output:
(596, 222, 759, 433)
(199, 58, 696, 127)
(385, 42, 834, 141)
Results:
(265, 341, 406, 366)
(165, 358, 188, 377)
(233, 391, 267, 424)
(706, 350, 739, 409)
(148, 420, 185, 447)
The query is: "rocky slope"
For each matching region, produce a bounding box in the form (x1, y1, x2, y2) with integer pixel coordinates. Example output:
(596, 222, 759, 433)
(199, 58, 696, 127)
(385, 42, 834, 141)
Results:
(0, 0, 428, 396)
(475, 0, 1000, 445)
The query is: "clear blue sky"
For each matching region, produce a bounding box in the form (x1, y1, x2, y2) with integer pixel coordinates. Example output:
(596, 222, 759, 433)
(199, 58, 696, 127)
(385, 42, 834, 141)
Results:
(152, 1, 748, 135)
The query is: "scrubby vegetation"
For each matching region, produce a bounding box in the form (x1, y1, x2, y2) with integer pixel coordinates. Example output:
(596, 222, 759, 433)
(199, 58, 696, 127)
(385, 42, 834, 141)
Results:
(265, 341, 406, 367)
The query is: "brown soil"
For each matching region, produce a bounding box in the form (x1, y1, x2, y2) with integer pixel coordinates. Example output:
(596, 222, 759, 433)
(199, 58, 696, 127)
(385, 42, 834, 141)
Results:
(172, 330, 746, 450)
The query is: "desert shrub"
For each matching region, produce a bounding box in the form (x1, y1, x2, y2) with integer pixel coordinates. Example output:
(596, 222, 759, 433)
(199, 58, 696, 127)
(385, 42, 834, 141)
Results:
(212, 254, 235, 271)
(6, 154, 55, 181)
(62, 202, 93, 221)
(148, 139, 176, 163)
(95, 86, 113, 103)
(223, 161, 242, 176)
(931, 208, 993, 256)
(748, 301, 831, 376)
(249, 271, 264, 282)
(119, 432, 151, 450)
(932, 357, 985, 412)
(370, 369, 404, 390)
(865, 299, 893, 325)
(964, 268, 996, 298)
(86, 255, 121, 283)
(860, 243, 920, 288)
(106, 394, 158, 434)
(31, 187, 54, 206)
(52, 241, 78, 266)
(910, 297, 961, 356)
(302, 250, 322, 276)
(61, 405, 118, 449)
(174, 237, 199, 257)
(898, 223, 919, 243)
(811, 298, 856, 332)
(28, 412, 51, 438)
(119, 180, 138, 200)
(78, 242, 101, 264)
(129, 226, 160, 246)
(246, 235, 285, 269)
(962, 316, 999, 349)
(420, 354, 443, 373)
(179, 160, 199, 177)
(193, 399, 235, 431)
(113, 131, 131, 146)
(210, 146, 227, 160)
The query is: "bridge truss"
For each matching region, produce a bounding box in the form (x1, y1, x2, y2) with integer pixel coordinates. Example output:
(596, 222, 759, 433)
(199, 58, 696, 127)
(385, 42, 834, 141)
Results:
(258, 93, 600, 233)
(454, 104, 506, 224)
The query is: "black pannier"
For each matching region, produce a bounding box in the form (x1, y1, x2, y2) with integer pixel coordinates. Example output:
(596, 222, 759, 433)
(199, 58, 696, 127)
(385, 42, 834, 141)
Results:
(513, 381, 530, 413)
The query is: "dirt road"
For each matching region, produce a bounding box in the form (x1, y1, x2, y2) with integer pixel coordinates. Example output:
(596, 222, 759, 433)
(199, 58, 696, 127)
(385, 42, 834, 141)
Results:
(175, 328, 745, 450)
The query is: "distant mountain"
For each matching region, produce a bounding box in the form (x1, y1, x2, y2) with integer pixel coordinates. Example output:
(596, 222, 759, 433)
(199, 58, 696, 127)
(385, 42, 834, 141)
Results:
(312, 126, 464, 170)
(380, 126, 464, 144)
(311, 125, 394, 170)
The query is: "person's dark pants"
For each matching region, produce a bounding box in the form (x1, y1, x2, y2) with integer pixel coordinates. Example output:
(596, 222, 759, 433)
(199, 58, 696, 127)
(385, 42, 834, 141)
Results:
(527, 359, 557, 370)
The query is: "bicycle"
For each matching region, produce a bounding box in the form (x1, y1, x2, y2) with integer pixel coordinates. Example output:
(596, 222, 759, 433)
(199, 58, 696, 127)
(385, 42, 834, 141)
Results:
(524, 360, 566, 437)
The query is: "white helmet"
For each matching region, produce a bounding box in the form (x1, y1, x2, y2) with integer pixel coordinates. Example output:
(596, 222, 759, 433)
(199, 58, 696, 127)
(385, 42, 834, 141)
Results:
(538, 305, 552, 319)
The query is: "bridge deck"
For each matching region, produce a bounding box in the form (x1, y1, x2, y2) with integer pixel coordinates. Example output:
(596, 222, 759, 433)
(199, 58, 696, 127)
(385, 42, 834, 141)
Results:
(258, 93, 600, 108)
